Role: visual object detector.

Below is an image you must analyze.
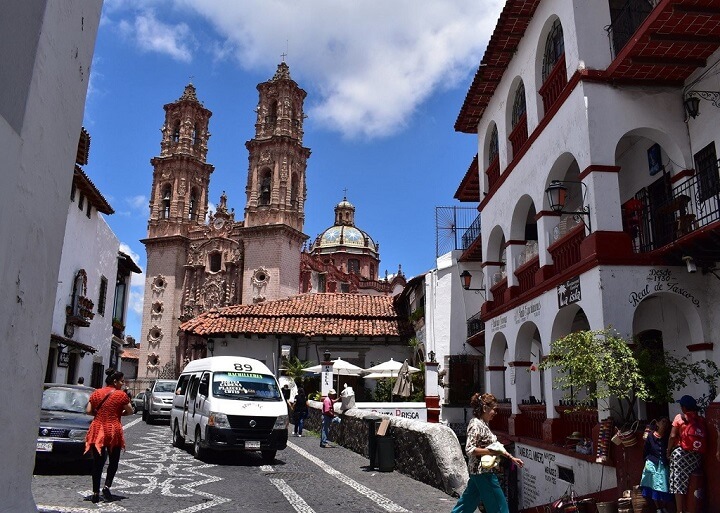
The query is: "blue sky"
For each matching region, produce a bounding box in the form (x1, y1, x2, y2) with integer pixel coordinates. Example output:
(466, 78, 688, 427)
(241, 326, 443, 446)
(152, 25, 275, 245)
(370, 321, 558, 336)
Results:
(83, 0, 505, 342)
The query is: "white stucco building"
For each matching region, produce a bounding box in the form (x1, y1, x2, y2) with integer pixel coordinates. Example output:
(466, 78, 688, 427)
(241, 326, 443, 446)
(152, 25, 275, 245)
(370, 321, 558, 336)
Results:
(452, 0, 720, 509)
(0, 1, 102, 509)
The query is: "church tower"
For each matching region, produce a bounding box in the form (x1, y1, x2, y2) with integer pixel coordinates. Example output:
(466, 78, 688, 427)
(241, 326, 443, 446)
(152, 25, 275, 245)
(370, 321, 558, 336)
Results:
(139, 84, 215, 381)
(241, 62, 310, 304)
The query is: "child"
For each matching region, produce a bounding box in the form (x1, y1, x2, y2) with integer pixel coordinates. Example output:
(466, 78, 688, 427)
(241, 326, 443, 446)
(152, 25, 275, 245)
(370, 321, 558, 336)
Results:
(640, 417, 672, 513)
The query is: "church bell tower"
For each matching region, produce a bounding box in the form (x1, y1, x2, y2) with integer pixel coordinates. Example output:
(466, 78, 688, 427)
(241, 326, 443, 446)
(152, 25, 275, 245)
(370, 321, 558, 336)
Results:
(244, 62, 310, 231)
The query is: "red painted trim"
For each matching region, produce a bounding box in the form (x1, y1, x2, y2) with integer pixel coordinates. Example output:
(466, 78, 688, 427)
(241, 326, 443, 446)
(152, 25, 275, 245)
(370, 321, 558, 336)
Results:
(671, 169, 696, 184)
(506, 239, 527, 246)
(487, 366, 507, 371)
(687, 343, 714, 352)
(482, 261, 504, 268)
(578, 165, 621, 181)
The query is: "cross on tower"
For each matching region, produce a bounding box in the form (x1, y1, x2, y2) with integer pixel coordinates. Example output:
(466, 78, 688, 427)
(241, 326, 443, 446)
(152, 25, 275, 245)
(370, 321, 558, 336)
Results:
(343, 187, 348, 199)
(281, 52, 287, 62)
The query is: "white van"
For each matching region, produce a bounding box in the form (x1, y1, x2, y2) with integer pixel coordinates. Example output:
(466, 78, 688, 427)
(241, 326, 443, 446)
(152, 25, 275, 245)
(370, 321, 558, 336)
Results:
(170, 356, 289, 462)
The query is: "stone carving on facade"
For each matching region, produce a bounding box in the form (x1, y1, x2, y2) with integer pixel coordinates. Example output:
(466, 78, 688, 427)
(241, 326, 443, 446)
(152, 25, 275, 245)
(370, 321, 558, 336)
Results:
(281, 157, 288, 180)
(147, 352, 160, 372)
(260, 150, 271, 163)
(147, 325, 163, 345)
(178, 177, 187, 196)
(203, 274, 226, 309)
(152, 275, 167, 293)
(151, 301, 164, 318)
(187, 243, 202, 266)
(251, 267, 270, 303)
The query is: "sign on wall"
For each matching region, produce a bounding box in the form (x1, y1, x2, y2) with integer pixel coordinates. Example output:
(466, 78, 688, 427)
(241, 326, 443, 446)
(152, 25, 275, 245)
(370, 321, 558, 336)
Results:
(628, 269, 701, 308)
(557, 276, 581, 308)
(57, 350, 69, 368)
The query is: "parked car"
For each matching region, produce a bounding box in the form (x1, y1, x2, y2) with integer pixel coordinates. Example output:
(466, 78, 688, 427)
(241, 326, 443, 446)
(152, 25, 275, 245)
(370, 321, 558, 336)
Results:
(36, 384, 94, 465)
(132, 391, 146, 414)
(143, 379, 177, 423)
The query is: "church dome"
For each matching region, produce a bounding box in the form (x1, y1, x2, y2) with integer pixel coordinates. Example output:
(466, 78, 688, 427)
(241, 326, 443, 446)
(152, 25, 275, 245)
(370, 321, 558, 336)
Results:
(316, 225, 376, 252)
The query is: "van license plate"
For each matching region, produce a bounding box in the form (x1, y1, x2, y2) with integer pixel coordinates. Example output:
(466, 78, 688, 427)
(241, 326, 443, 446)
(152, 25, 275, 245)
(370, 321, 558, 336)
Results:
(37, 442, 53, 452)
(245, 441, 260, 449)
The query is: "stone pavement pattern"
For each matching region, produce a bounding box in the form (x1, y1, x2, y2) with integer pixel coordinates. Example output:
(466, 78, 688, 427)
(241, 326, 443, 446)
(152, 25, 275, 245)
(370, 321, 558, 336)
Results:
(33, 416, 458, 512)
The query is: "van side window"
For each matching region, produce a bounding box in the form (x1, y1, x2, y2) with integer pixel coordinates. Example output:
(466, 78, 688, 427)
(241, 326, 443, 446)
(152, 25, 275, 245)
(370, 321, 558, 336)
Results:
(176, 374, 190, 395)
(188, 376, 200, 401)
(198, 372, 210, 397)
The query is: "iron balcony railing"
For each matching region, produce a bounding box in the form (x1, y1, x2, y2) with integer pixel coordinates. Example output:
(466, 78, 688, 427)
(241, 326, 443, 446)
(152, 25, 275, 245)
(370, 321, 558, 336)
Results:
(607, 0, 659, 58)
(628, 165, 720, 253)
(461, 213, 482, 251)
(466, 311, 485, 339)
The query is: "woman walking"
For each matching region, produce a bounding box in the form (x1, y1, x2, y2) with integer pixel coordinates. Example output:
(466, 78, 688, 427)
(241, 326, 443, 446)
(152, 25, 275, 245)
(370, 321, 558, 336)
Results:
(84, 368, 133, 503)
(452, 393, 524, 513)
(667, 395, 706, 513)
(292, 387, 308, 436)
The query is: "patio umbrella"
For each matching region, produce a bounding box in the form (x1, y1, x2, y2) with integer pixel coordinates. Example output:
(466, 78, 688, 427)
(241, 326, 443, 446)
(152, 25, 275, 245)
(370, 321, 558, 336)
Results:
(391, 359, 413, 398)
(362, 358, 420, 378)
(303, 357, 365, 376)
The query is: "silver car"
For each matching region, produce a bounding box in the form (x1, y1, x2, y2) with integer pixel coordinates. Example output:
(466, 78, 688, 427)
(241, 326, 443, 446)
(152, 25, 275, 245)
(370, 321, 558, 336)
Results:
(142, 379, 177, 423)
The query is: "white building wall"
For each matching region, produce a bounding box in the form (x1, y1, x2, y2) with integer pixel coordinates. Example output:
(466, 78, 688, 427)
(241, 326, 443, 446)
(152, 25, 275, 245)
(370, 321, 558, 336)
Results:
(52, 206, 119, 383)
(0, 0, 102, 509)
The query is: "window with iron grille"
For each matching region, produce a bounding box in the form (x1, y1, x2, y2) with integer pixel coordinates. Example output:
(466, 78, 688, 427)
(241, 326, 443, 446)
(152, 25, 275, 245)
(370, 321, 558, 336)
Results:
(694, 142, 720, 202)
(97, 276, 108, 316)
(511, 83, 526, 129)
(542, 19, 565, 82)
(488, 126, 498, 164)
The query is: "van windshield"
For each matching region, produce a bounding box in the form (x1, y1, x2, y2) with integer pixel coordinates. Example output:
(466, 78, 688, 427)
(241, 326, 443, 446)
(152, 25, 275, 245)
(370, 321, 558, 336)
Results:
(212, 372, 282, 401)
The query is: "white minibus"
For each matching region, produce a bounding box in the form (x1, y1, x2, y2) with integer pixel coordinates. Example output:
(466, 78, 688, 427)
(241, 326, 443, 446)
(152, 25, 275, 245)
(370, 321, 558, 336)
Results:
(170, 356, 289, 462)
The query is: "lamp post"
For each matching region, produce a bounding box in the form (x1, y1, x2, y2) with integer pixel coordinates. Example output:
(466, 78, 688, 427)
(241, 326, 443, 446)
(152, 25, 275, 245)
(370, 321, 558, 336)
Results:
(207, 338, 215, 357)
(683, 90, 720, 119)
(323, 349, 331, 363)
(545, 180, 592, 232)
(459, 269, 486, 296)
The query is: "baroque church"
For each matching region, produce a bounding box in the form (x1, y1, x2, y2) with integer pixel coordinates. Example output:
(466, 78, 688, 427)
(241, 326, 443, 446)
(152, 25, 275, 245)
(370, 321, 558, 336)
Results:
(137, 62, 405, 380)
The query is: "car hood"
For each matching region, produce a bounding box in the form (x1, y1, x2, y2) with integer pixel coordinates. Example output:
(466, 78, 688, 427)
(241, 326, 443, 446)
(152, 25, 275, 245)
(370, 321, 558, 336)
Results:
(151, 392, 175, 399)
(39, 409, 92, 429)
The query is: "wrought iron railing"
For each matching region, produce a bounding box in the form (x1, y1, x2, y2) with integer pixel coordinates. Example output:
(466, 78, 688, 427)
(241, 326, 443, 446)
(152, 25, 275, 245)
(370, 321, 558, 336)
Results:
(628, 167, 720, 253)
(466, 312, 485, 339)
(607, 0, 659, 58)
(461, 213, 482, 251)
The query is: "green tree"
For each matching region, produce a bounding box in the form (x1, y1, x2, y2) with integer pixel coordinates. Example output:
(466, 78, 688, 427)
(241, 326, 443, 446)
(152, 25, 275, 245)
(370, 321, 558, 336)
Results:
(280, 356, 312, 386)
(539, 328, 648, 424)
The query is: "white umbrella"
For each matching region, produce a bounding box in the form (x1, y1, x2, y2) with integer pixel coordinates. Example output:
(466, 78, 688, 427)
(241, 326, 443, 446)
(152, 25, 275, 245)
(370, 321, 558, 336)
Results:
(363, 358, 420, 378)
(303, 357, 365, 376)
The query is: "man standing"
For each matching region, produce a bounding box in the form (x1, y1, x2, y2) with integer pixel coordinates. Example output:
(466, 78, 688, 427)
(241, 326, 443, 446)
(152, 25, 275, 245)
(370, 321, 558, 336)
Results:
(321, 389, 340, 448)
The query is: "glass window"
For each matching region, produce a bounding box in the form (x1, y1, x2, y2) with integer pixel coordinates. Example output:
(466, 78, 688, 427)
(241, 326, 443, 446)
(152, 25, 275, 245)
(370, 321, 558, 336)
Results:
(211, 371, 282, 401)
(542, 19, 565, 82)
(694, 142, 720, 202)
(511, 82, 527, 129)
(98, 276, 108, 316)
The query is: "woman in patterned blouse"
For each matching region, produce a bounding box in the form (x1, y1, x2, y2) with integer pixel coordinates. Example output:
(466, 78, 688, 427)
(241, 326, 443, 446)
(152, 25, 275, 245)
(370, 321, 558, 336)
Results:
(452, 393, 524, 513)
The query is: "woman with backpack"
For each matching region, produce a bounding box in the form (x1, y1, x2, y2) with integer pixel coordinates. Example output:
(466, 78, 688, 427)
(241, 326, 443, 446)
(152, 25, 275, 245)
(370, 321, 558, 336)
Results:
(667, 395, 706, 513)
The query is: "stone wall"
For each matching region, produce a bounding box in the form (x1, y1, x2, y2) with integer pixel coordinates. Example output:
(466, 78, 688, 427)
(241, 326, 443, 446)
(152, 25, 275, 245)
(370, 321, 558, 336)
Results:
(305, 401, 469, 497)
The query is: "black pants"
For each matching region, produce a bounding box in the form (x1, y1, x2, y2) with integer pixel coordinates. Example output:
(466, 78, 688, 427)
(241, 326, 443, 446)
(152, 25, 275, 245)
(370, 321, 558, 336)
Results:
(91, 446, 121, 493)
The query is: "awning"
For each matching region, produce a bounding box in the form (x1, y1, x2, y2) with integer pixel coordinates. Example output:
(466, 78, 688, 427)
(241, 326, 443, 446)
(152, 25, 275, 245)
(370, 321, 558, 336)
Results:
(50, 333, 97, 354)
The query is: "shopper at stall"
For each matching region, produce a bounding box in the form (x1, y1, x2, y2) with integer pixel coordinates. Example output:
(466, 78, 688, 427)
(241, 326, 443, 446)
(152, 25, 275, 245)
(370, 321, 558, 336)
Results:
(668, 395, 706, 513)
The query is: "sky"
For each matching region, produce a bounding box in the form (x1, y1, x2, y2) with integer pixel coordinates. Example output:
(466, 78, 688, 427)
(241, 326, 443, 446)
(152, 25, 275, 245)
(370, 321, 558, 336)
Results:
(83, 0, 505, 342)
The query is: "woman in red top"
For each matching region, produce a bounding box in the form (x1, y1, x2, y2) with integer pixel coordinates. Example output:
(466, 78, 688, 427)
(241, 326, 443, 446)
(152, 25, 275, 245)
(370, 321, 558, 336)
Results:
(84, 368, 133, 503)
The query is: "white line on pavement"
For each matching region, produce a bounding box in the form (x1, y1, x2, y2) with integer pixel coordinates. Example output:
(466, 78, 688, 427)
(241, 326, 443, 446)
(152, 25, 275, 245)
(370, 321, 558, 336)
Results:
(288, 442, 409, 513)
(260, 465, 274, 472)
(123, 417, 143, 430)
(269, 478, 316, 513)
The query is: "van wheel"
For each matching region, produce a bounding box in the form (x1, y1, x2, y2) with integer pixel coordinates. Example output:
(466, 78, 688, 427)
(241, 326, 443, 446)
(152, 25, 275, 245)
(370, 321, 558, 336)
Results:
(261, 450, 277, 463)
(194, 428, 206, 460)
(172, 421, 185, 448)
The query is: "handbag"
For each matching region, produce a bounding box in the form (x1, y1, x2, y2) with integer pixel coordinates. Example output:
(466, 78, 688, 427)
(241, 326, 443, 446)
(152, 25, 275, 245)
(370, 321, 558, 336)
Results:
(480, 441, 506, 468)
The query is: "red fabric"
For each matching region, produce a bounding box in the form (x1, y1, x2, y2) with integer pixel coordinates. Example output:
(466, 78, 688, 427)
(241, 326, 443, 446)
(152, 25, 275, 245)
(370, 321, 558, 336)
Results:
(84, 387, 129, 453)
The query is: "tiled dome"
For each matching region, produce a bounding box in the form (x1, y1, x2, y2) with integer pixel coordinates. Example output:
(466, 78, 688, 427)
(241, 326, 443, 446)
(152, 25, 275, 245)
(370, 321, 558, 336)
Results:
(316, 225, 376, 251)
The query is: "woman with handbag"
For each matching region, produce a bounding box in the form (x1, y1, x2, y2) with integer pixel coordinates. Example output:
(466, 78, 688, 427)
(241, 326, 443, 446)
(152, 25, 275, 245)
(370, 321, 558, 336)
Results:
(84, 368, 133, 503)
(640, 417, 672, 513)
(452, 393, 524, 513)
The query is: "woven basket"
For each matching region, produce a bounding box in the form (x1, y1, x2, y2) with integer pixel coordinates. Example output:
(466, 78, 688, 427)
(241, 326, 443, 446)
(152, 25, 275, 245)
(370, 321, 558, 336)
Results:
(618, 421, 639, 447)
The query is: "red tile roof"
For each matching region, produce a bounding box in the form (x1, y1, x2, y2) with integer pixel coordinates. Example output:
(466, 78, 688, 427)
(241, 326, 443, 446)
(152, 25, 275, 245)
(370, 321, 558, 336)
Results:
(120, 347, 140, 360)
(180, 293, 413, 338)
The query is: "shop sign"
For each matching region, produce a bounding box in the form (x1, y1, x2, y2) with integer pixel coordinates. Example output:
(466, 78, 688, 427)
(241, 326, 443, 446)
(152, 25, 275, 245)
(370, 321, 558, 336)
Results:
(557, 276, 581, 308)
(490, 315, 507, 332)
(57, 350, 70, 368)
(515, 300, 541, 324)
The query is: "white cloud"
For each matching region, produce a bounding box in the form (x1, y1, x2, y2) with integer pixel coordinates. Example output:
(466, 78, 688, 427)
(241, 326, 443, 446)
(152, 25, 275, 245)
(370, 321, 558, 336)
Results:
(117, 9, 195, 62)
(127, 195, 148, 213)
(175, 0, 505, 139)
(119, 242, 141, 265)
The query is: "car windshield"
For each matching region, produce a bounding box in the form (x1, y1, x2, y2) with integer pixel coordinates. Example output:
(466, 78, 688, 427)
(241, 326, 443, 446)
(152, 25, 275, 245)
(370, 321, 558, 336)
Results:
(212, 372, 282, 401)
(154, 381, 177, 392)
(41, 388, 91, 414)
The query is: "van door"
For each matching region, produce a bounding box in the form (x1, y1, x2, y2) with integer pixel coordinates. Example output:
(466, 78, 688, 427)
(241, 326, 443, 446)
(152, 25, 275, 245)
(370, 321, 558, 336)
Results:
(185, 374, 200, 438)
(172, 374, 190, 429)
(190, 372, 211, 440)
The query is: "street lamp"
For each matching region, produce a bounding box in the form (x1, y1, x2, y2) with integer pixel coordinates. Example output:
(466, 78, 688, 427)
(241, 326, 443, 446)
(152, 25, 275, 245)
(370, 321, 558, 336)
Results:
(323, 349, 331, 362)
(683, 90, 720, 119)
(545, 180, 592, 232)
(207, 338, 215, 357)
(459, 270, 486, 297)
